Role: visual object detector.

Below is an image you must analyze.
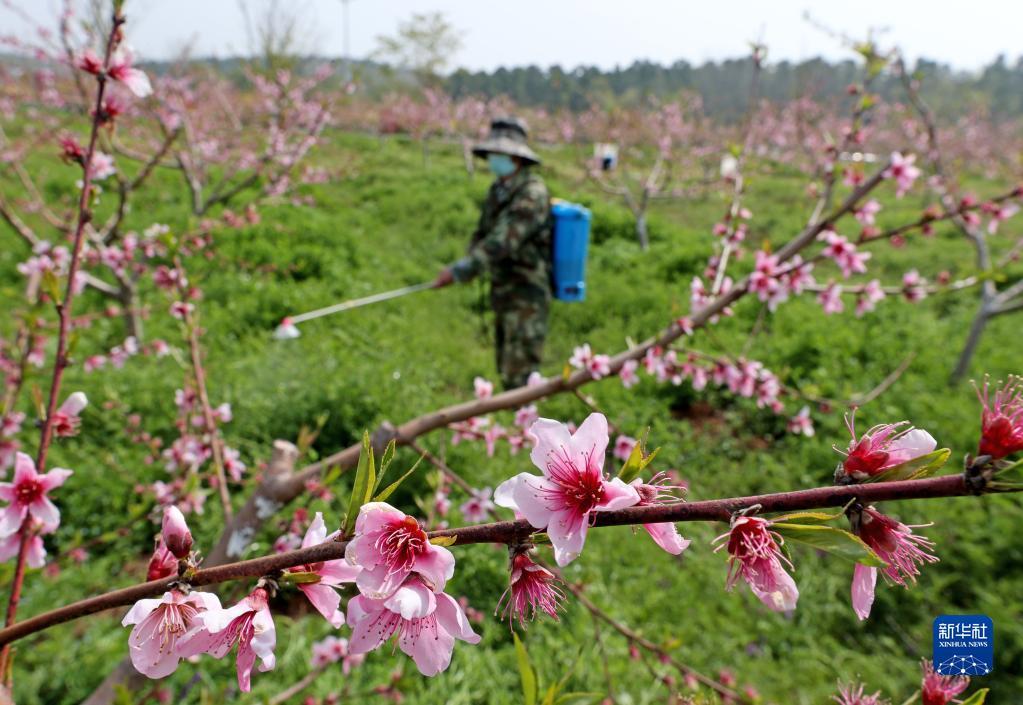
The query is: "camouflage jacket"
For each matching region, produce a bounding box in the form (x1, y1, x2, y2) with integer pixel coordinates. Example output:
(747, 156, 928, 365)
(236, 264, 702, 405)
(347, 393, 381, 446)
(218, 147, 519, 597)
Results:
(451, 167, 552, 309)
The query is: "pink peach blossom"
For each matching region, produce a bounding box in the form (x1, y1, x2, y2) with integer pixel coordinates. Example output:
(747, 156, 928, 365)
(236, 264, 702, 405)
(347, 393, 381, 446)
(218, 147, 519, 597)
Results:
(107, 46, 153, 97)
(787, 406, 815, 437)
(176, 588, 276, 692)
(836, 414, 937, 481)
(976, 375, 1023, 459)
(287, 512, 360, 627)
(715, 515, 798, 612)
(51, 391, 88, 438)
(631, 474, 690, 555)
(496, 551, 565, 626)
(619, 359, 640, 388)
(0, 530, 46, 568)
(161, 506, 192, 559)
(473, 376, 493, 399)
(347, 577, 480, 676)
(147, 536, 178, 581)
(494, 413, 640, 566)
(849, 507, 938, 620)
(921, 660, 969, 705)
(459, 488, 494, 523)
(883, 152, 921, 198)
(345, 502, 455, 598)
(613, 434, 637, 462)
(0, 452, 72, 537)
(122, 589, 221, 678)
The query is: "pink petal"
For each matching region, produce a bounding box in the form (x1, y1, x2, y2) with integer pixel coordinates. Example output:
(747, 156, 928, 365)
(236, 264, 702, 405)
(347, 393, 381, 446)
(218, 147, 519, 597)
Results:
(383, 579, 436, 620)
(344, 533, 383, 570)
(0, 484, 14, 502)
(414, 545, 455, 592)
(354, 502, 405, 536)
(495, 472, 557, 529)
(29, 496, 60, 531)
(348, 597, 395, 654)
(528, 419, 574, 476)
(643, 522, 691, 555)
(128, 606, 182, 678)
(0, 504, 28, 537)
(749, 560, 799, 612)
(435, 592, 481, 644)
(300, 583, 344, 628)
(175, 623, 232, 660)
(12, 452, 37, 485)
(547, 508, 588, 566)
(301, 512, 328, 549)
(851, 563, 877, 620)
(57, 392, 88, 417)
(401, 615, 455, 676)
(355, 562, 409, 599)
(23, 535, 46, 568)
(39, 467, 73, 491)
(235, 635, 257, 692)
(317, 558, 361, 585)
(596, 477, 641, 511)
(121, 597, 163, 626)
(250, 608, 276, 670)
(121, 68, 153, 98)
(886, 429, 937, 466)
(570, 412, 610, 461)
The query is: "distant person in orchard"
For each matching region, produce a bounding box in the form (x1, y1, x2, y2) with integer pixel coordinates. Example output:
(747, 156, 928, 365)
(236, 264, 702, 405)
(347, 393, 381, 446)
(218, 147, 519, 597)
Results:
(433, 117, 552, 389)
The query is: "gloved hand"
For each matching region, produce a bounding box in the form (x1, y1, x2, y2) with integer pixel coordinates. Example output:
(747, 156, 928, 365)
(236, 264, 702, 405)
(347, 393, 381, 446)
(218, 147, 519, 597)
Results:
(432, 267, 455, 288)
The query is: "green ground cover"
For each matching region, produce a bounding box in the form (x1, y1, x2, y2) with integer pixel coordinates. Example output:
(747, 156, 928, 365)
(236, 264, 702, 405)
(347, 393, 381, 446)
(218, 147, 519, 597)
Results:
(1, 129, 1020, 704)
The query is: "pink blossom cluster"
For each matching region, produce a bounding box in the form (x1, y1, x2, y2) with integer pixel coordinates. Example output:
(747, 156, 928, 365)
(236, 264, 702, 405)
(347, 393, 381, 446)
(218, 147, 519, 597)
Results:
(628, 347, 789, 415)
(569, 343, 612, 379)
(747, 251, 816, 310)
(496, 413, 688, 566)
(344, 502, 481, 675)
(0, 452, 73, 570)
(84, 335, 170, 374)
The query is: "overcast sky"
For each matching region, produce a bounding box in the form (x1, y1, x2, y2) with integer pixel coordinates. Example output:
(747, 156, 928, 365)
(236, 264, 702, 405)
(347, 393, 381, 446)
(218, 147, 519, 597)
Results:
(3, 0, 1019, 72)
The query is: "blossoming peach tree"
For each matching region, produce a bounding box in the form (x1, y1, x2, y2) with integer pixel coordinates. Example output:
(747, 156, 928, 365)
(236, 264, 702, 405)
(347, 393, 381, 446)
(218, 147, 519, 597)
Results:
(1, 3, 1022, 705)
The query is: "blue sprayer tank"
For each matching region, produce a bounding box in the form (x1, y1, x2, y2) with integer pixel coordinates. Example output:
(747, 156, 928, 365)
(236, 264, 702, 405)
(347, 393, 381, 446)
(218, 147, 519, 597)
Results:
(551, 200, 591, 302)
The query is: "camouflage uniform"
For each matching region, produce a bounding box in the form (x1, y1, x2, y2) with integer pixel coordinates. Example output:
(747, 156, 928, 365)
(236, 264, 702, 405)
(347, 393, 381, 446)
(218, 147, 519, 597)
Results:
(451, 167, 552, 388)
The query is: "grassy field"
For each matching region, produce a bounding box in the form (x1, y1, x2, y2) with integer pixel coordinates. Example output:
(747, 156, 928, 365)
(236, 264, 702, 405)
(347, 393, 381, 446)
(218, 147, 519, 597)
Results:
(1, 128, 1021, 704)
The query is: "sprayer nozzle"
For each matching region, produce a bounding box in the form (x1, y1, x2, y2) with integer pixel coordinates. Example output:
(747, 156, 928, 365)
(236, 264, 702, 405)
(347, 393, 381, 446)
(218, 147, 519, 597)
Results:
(273, 318, 301, 340)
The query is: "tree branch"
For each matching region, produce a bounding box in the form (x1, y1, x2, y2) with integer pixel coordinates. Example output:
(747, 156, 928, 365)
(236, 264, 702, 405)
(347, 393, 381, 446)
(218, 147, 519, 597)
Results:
(0, 472, 1000, 649)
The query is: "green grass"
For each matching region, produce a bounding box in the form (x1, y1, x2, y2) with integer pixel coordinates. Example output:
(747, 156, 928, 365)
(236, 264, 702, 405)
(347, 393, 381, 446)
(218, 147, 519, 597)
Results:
(1, 128, 1021, 704)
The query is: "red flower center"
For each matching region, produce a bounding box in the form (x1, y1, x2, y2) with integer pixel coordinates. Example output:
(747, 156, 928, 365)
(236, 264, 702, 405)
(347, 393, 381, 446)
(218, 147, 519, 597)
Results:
(15, 478, 43, 506)
(843, 446, 890, 476)
(377, 516, 427, 572)
(980, 415, 1023, 459)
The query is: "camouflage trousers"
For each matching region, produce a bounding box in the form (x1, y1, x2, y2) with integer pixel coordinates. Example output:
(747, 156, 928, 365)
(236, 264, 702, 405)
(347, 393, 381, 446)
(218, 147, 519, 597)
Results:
(494, 299, 549, 390)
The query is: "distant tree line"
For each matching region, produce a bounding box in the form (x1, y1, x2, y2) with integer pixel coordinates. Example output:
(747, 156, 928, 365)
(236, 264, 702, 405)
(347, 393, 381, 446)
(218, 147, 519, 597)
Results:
(445, 55, 1023, 121)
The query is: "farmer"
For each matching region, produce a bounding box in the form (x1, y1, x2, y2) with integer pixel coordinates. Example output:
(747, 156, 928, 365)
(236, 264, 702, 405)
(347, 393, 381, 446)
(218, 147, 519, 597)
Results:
(433, 117, 552, 389)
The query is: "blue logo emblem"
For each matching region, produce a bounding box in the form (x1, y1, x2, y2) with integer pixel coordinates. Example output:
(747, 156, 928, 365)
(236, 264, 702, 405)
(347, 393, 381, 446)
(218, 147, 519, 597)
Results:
(933, 615, 993, 676)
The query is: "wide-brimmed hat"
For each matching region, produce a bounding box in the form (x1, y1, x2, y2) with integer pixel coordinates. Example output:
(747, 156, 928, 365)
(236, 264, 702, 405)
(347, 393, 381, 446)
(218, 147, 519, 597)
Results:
(472, 117, 541, 165)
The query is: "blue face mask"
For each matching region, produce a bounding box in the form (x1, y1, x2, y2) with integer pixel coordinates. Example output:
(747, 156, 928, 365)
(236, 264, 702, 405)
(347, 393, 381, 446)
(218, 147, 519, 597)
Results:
(487, 153, 517, 177)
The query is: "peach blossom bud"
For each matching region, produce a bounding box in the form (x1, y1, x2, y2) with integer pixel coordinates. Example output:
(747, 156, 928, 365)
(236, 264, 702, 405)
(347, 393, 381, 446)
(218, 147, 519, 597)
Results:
(161, 505, 192, 559)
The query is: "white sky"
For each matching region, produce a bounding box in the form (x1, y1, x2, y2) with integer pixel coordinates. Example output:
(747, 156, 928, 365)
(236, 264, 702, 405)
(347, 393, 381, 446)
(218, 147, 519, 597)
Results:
(2, 0, 1019, 72)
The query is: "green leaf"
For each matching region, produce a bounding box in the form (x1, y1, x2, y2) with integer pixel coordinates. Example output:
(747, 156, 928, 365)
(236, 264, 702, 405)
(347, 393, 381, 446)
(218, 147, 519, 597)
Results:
(279, 571, 321, 585)
(769, 508, 846, 524)
(513, 633, 537, 705)
(341, 431, 376, 537)
(41, 270, 62, 305)
(772, 523, 886, 566)
(617, 429, 659, 484)
(958, 689, 988, 705)
(373, 453, 424, 503)
(865, 448, 951, 483)
(429, 535, 456, 547)
(374, 439, 398, 492)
